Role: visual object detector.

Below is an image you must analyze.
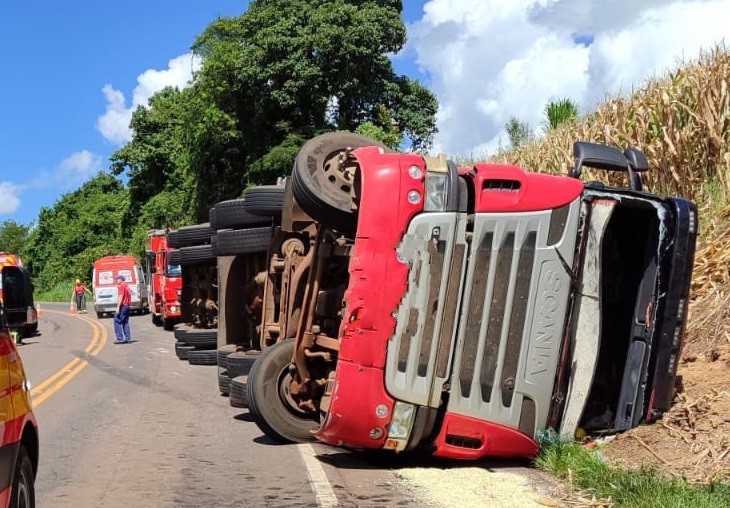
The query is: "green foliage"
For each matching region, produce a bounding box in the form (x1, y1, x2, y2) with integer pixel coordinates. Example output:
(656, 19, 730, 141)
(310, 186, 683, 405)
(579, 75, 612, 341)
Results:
(505, 116, 532, 148)
(536, 439, 730, 507)
(543, 98, 579, 131)
(36, 280, 81, 304)
(0, 221, 31, 256)
(24, 1, 438, 288)
(23, 173, 130, 292)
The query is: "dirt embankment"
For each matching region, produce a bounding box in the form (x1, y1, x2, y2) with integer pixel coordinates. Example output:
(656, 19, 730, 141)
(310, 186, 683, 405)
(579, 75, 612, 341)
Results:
(602, 289, 730, 483)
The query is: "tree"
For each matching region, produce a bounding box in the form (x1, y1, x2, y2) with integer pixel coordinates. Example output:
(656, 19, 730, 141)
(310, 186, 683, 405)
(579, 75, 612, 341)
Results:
(182, 0, 437, 216)
(543, 98, 579, 131)
(0, 221, 31, 256)
(23, 173, 129, 292)
(110, 87, 195, 232)
(505, 116, 532, 148)
(111, 1, 438, 223)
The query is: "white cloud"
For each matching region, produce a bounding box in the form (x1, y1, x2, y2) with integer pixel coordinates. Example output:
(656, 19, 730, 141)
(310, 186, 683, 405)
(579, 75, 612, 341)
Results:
(97, 53, 202, 145)
(59, 150, 103, 180)
(0, 182, 21, 214)
(409, 0, 730, 158)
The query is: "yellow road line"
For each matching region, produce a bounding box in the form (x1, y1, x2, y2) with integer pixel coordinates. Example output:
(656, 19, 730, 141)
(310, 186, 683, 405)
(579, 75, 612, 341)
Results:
(30, 310, 107, 408)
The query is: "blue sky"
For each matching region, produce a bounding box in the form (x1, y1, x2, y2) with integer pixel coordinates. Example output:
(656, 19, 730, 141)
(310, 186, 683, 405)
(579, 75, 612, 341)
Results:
(2, 0, 729, 226)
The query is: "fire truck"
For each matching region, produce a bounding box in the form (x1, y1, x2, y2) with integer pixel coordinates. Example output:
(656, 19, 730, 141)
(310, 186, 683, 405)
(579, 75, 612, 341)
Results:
(0, 265, 39, 506)
(241, 132, 696, 460)
(0, 253, 38, 339)
(145, 230, 183, 331)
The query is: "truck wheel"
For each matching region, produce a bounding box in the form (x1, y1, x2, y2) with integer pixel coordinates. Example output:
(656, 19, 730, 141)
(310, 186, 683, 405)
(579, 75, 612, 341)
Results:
(167, 223, 215, 248)
(168, 249, 180, 266)
(162, 317, 176, 331)
(229, 375, 248, 408)
(242, 185, 285, 218)
(152, 313, 162, 326)
(11, 445, 35, 508)
(210, 199, 272, 230)
(212, 227, 272, 256)
(246, 338, 319, 443)
(178, 244, 216, 265)
(187, 349, 218, 366)
(292, 131, 388, 235)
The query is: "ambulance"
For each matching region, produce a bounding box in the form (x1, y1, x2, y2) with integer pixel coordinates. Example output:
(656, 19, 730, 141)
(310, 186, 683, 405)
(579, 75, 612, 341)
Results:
(92, 255, 149, 318)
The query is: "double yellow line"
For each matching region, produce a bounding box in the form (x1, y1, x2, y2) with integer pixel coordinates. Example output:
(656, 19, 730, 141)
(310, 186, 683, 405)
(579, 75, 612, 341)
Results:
(30, 311, 107, 407)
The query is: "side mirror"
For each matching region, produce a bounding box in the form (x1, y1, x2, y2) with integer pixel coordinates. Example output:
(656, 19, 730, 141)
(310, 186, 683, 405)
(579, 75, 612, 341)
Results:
(624, 147, 649, 191)
(570, 141, 649, 191)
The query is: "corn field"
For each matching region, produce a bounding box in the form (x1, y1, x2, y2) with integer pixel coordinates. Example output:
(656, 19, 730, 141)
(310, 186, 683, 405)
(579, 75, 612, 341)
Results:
(493, 44, 730, 300)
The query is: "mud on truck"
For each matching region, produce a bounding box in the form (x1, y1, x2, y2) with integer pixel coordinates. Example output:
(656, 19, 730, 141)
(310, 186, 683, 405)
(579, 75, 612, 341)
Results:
(219, 132, 696, 460)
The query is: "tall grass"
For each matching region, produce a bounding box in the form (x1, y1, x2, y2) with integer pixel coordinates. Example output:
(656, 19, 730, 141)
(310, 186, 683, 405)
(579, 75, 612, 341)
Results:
(36, 280, 76, 303)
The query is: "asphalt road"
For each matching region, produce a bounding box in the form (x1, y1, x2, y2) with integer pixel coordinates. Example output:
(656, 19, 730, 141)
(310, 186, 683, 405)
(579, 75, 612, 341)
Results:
(18, 303, 558, 508)
(16, 303, 441, 507)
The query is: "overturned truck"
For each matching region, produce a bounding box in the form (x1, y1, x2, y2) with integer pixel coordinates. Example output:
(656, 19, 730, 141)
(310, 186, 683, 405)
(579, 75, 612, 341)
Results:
(228, 133, 696, 460)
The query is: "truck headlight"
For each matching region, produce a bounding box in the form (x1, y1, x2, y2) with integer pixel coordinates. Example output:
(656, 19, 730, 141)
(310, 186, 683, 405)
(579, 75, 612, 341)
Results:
(424, 172, 448, 211)
(386, 401, 416, 451)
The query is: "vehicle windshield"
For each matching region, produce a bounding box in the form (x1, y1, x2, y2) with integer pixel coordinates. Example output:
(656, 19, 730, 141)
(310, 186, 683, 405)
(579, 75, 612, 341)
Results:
(167, 264, 182, 277)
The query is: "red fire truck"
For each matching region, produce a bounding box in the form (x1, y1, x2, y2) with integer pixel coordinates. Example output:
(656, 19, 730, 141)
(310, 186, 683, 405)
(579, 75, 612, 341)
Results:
(244, 133, 697, 460)
(146, 230, 183, 331)
(0, 265, 40, 506)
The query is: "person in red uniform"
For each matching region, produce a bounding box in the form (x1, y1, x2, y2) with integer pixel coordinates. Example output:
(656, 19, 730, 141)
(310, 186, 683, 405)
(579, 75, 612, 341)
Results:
(71, 278, 92, 313)
(114, 274, 132, 344)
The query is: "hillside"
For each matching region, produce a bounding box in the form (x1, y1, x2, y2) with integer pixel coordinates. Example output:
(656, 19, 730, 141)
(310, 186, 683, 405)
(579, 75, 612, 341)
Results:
(497, 45, 730, 483)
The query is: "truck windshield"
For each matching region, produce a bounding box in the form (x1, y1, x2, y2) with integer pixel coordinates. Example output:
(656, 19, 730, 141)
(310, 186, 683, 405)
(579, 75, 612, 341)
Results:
(167, 264, 182, 277)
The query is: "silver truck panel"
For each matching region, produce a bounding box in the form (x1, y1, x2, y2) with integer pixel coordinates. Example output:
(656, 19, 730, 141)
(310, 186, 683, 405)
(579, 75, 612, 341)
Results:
(447, 199, 581, 438)
(385, 213, 469, 407)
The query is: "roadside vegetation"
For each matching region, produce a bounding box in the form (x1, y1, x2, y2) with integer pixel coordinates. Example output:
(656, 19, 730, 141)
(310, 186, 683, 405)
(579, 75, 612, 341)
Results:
(1, 0, 437, 294)
(536, 439, 729, 507)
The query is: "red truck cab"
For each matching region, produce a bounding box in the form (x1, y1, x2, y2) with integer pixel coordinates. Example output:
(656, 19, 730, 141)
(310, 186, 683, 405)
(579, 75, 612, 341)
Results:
(245, 134, 697, 462)
(146, 230, 182, 331)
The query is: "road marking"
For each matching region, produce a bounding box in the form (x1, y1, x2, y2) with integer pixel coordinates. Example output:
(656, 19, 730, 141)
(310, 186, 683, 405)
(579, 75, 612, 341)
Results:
(298, 443, 339, 507)
(30, 310, 107, 407)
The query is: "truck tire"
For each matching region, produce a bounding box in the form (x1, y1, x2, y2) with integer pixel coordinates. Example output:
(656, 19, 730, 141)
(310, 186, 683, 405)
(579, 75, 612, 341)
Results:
(175, 341, 195, 360)
(210, 199, 272, 230)
(182, 329, 218, 348)
(226, 350, 260, 379)
(246, 339, 319, 443)
(178, 244, 216, 265)
(242, 185, 285, 217)
(187, 349, 218, 366)
(167, 223, 215, 248)
(229, 375, 248, 408)
(217, 344, 239, 369)
(218, 368, 231, 396)
(292, 131, 388, 235)
(212, 227, 272, 256)
(162, 316, 176, 331)
(168, 249, 180, 266)
(10, 444, 35, 508)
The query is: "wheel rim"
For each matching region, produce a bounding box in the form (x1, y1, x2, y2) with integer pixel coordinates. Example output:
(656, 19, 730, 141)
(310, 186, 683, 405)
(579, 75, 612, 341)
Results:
(16, 468, 31, 508)
(277, 365, 315, 418)
(321, 147, 359, 210)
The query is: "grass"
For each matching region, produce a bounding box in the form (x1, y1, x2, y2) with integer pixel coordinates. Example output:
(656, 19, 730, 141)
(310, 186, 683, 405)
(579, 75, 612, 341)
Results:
(35, 280, 76, 303)
(535, 438, 730, 507)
